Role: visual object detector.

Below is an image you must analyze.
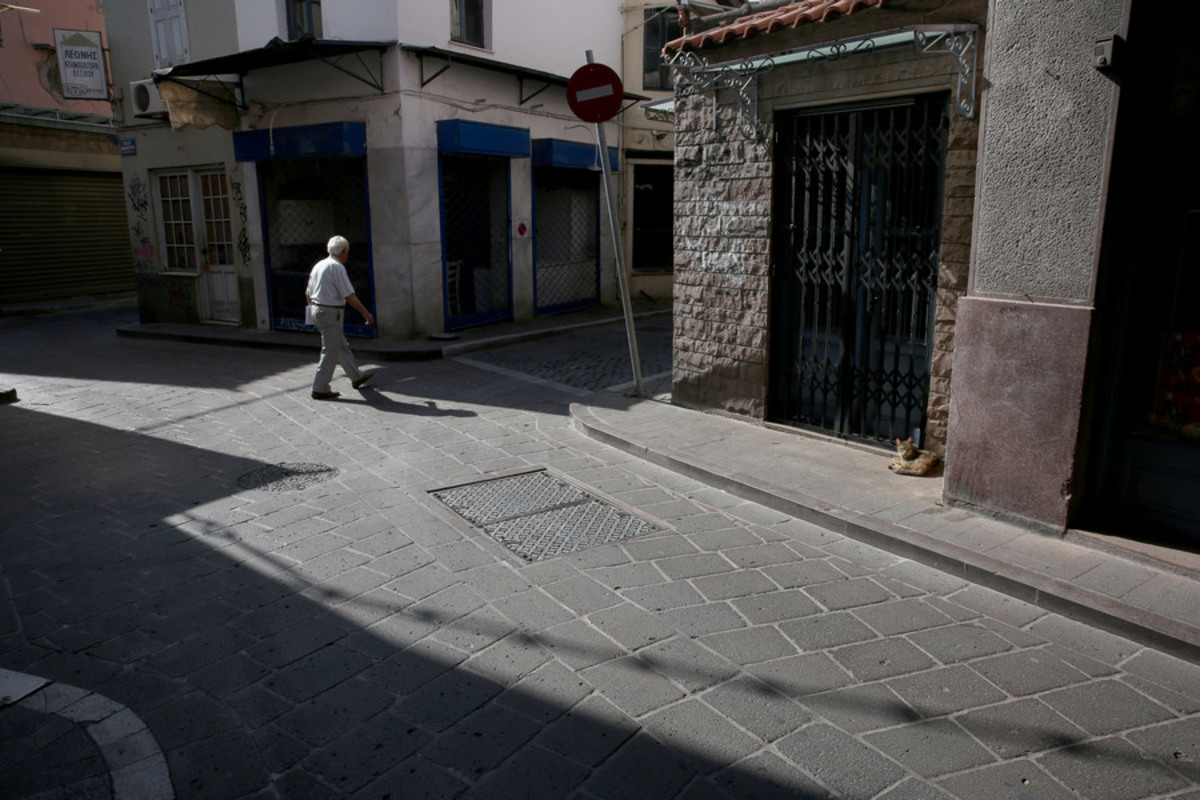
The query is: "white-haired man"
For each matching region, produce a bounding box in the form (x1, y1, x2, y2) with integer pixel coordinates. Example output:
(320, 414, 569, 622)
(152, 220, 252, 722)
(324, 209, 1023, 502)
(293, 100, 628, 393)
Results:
(306, 235, 375, 400)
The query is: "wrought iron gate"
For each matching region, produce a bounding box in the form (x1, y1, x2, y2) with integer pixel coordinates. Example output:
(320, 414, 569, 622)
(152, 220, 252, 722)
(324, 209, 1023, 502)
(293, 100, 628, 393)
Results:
(260, 157, 373, 336)
(533, 167, 599, 315)
(769, 95, 948, 446)
(441, 154, 513, 329)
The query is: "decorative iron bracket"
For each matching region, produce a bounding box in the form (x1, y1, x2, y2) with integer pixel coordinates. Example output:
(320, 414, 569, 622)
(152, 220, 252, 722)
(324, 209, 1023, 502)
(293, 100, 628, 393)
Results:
(670, 50, 769, 139)
(914, 26, 977, 119)
(668, 24, 979, 137)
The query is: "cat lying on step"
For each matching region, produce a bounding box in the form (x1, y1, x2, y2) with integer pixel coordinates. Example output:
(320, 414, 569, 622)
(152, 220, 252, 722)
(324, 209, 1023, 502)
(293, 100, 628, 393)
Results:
(889, 437, 941, 476)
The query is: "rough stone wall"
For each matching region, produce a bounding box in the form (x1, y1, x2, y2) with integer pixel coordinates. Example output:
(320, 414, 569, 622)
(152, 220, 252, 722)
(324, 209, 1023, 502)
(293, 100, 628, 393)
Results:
(926, 111, 979, 453)
(671, 85, 774, 418)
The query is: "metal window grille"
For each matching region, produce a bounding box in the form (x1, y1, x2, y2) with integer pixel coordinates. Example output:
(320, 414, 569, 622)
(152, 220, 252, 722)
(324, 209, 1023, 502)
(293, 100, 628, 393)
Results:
(769, 95, 948, 446)
(534, 167, 599, 315)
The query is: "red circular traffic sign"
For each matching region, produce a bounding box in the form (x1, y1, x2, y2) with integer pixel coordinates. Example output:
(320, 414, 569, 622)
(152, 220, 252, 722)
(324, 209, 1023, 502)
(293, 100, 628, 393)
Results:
(567, 63, 623, 123)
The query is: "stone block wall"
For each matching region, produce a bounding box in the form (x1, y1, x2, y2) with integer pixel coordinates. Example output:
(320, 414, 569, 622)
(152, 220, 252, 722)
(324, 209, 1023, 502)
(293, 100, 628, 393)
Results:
(672, 85, 774, 418)
(926, 111, 978, 452)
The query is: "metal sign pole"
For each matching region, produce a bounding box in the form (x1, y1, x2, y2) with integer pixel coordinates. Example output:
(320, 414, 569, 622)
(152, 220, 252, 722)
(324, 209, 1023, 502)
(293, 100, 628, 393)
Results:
(586, 50, 645, 398)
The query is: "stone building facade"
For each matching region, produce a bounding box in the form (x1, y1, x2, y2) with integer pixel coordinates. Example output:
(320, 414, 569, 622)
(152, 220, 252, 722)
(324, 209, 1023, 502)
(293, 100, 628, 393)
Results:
(670, 0, 1200, 545)
(669, 0, 985, 454)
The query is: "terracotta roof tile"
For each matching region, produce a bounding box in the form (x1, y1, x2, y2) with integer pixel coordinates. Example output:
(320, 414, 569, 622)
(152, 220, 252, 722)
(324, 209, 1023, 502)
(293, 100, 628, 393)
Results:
(666, 0, 887, 53)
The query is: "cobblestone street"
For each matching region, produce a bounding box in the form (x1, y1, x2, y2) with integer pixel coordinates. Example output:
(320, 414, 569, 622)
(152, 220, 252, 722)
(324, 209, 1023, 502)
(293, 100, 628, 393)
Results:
(2, 309, 1198, 799)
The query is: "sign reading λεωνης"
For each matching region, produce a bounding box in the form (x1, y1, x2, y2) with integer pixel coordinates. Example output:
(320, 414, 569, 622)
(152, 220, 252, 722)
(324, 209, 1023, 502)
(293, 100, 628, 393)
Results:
(54, 29, 107, 101)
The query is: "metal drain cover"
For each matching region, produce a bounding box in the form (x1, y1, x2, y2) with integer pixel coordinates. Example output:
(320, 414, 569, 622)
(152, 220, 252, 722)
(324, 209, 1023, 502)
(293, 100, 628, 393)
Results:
(432, 470, 660, 561)
(237, 462, 338, 492)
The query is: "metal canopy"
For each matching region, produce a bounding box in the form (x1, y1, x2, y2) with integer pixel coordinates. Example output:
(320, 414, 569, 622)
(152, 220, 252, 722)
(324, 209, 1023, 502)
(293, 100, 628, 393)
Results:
(155, 36, 394, 94)
(669, 24, 978, 136)
(401, 44, 649, 107)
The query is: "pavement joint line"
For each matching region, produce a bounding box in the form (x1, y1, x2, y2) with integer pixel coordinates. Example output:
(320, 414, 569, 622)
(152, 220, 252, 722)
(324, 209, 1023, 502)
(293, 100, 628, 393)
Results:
(2, 668, 174, 800)
(452, 356, 595, 397)
(569, 401, 1200, 666)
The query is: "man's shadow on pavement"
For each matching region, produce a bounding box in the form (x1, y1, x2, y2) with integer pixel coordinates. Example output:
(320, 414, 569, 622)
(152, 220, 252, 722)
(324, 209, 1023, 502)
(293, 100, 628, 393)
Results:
(349, 387, 476, 417)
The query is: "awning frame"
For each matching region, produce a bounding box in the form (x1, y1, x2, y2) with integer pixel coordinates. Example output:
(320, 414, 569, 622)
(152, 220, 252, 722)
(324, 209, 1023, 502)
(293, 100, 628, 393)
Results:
(401, 44, 649, 108)
(153, 37, 395, 101)
(669, 24, 978, 137)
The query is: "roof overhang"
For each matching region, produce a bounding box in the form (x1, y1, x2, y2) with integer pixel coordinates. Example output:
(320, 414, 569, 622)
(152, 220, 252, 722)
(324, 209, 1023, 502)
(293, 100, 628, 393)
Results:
(155, 36, 395, 93)
(401, 44, 649, 108)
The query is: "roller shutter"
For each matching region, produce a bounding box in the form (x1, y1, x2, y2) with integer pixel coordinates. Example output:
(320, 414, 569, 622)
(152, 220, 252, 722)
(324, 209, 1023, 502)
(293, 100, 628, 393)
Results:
(0, 168, 133, 305)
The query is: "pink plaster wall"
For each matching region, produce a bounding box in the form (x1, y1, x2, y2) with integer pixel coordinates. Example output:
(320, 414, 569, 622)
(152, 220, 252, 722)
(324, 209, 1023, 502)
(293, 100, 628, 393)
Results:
(0, 1, 110, 114)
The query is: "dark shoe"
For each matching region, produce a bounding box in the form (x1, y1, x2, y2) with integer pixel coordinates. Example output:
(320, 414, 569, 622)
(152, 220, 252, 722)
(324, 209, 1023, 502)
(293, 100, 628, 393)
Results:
(312, 390, 340, 400)
(352, 371, 376, 390)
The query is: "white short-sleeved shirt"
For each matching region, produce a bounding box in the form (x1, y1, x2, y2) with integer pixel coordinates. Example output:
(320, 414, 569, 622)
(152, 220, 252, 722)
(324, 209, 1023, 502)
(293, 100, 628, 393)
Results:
(306, 256, 355, 306)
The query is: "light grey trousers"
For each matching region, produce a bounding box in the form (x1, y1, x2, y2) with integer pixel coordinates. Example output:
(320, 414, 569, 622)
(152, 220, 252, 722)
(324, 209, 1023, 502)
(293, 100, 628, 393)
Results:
(312, 306, 363, 392)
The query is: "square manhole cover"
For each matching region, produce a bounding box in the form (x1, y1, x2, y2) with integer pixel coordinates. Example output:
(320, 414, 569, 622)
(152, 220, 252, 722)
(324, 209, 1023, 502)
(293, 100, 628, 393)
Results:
(431, 470, 661, 562)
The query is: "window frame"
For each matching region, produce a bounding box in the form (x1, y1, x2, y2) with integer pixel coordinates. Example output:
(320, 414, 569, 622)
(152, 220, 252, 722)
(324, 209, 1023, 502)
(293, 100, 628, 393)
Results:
(450, 0, 489, 49)
(642, 5, 681, 91)
(287, 0, 323, 39)
(152, 167, 233, 275)
(148, 0, 189, 69)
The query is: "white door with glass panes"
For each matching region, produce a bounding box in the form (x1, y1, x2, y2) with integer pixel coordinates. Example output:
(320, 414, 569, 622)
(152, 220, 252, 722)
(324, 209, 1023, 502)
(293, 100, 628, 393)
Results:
(156, 169, 239, 323)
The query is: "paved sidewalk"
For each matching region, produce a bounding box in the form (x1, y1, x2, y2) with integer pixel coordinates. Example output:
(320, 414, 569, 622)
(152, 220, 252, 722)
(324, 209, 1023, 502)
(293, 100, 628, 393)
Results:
(572, 395, 1200, 665)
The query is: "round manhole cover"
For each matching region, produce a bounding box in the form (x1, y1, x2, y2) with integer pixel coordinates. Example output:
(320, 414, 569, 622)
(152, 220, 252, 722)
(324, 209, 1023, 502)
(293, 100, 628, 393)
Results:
(237, 463, 338, 492)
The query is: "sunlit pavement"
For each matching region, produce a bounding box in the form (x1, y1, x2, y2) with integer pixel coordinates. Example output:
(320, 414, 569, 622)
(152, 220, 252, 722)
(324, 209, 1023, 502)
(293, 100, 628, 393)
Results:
(2, 309, 1198, 799)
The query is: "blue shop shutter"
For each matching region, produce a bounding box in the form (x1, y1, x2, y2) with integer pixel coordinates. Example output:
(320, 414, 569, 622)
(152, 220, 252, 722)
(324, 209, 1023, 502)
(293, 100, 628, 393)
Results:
(531, 138, 619, 172)
(437, 119, 530, 158)
(233, 122, 366, 162)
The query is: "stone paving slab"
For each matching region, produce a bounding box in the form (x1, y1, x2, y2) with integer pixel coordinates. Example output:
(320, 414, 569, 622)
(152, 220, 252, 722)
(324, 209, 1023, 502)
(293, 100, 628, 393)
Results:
(3, 309, 1200, 799)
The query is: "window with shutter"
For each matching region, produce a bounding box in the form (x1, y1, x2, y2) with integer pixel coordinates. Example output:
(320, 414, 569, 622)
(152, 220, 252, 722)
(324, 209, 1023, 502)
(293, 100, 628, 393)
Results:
(148, 0, 189, 68)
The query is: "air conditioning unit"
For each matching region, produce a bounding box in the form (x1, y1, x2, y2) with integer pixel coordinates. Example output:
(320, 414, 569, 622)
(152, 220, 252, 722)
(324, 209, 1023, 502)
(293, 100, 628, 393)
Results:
(130, 79, 167, 117)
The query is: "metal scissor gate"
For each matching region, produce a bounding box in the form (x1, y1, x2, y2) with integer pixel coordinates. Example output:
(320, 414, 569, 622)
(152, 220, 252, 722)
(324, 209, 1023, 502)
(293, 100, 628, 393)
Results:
(769, 94, 949, 446)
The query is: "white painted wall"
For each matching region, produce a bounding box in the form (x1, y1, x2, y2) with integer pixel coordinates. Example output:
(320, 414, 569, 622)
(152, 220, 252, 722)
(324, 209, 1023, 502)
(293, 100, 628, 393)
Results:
(233, 0, 283, 52)
(395, 0, 621, 78)
(322, 0, 400, 43)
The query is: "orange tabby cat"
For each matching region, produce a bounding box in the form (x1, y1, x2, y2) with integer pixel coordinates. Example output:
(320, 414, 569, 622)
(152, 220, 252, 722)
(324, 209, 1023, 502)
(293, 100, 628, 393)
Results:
(889, 437, 941, 476)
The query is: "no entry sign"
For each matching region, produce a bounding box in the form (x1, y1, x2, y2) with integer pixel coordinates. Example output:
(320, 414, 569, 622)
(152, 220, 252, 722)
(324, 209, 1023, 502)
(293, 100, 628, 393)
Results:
(567, 62, 623, 123)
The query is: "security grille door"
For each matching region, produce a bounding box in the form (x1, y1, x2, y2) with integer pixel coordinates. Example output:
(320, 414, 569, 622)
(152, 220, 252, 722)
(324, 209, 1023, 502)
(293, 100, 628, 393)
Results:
(260, 157, 373, 336)
(534, 167, 599, 315)
(442, 155, 513, 328)
(769, 96, 948, 445)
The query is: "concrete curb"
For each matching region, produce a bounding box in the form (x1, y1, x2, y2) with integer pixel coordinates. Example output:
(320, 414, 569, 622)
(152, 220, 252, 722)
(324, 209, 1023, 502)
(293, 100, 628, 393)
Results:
(570, 401, 1200, 665)
(0, 668, 174, 800)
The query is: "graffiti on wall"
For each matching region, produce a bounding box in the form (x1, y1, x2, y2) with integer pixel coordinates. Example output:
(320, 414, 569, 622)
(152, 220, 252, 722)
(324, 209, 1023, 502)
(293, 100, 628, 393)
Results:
(232, 181, 251, 267)
(127, 175, 157, 273)
(127, 174, 150, 221)
(167, 281, 194, 309)
(131, 222, 156, 274)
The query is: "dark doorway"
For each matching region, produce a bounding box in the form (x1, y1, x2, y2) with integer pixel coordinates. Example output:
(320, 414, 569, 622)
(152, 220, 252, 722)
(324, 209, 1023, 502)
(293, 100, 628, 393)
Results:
(441, 154, 513, 329)
(260, 157, 373, 336)
(1089, 6, 1200, 544)
(769, 95, 949, 446)
(631, 162, 674, 274)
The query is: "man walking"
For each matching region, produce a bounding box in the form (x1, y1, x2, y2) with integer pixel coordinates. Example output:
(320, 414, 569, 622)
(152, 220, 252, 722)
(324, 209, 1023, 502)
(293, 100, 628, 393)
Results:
(306, 235, 375, 400)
